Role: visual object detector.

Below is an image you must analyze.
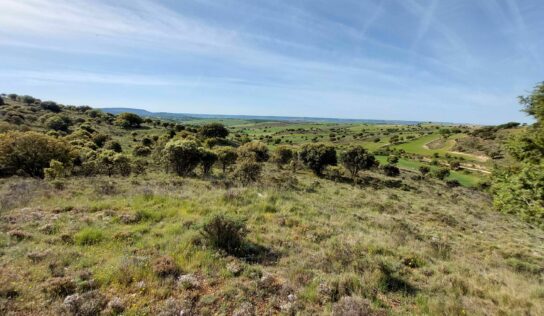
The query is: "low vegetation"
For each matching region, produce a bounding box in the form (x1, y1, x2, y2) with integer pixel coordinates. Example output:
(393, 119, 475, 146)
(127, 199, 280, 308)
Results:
(0, 90, 542, 315)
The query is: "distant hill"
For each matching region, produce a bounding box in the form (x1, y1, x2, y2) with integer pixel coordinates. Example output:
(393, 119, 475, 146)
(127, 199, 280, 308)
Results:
(100, 107, 424, 125)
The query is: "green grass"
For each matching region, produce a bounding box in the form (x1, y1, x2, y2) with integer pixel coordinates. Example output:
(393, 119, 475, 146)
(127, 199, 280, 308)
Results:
(376, 156, 485, 187)
(1, 171, 542, 315)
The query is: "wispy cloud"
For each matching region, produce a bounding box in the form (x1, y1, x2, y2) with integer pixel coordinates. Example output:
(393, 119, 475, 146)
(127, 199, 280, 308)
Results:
(0, 0, 541, 124)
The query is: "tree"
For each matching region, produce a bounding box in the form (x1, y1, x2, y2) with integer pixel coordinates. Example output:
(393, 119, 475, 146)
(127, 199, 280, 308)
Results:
(216, 147, 238, 175)
(272, 146, 294, 168)
(0, 131, 73, 178)
(237, 141, 269, 162)
(340, 146, 376, 179)
(199, 123, 229, 139)
(199, 148, 218, 175)
(0, 96, 4, 106)
(491, 82, 544, 225)
(115, 112, 143, 129)
(299, 143, 337, 176)
(163, 139, 201, 176)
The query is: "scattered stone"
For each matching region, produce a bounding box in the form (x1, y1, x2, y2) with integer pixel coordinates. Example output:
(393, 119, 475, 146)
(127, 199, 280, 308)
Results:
(177, 274, 200, 290)
(287, 293, 297, 302)
(232, 302, 255, 316)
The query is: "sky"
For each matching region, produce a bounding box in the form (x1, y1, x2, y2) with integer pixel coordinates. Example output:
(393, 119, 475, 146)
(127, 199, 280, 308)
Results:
(0, 0, 543, 124)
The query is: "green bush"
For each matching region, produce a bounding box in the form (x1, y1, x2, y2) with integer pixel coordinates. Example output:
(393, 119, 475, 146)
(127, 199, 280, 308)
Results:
(0, 131, 73, 178)
(299, 143, 337, 176)
(382, 164, 400, 177)
(45, 115, 71, 132)
(492, 163, 544, 224)
(199, 148, 218, 175)
(419, 166, 430, 176)
(215, 147, 238, 174)
(238, 141, 269, 162)
(115, 112, 143, 129)
(164, 139, 201, 176)
(96, 150, 132, 176)
(199, 123, 229, 139)
(234, 157, 262, 185)
(201, 213, 247, 255)
(340, 146, 376, 179)
(272, 146, 294, 168)
(433, 167, 450, 180)
(40, 101, 61, 112)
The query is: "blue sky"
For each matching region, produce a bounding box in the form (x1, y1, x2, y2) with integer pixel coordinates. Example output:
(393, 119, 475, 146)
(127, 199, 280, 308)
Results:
(0, 0, 542, 124)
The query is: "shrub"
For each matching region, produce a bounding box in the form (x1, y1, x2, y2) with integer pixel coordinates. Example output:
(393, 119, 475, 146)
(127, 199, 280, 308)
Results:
(332, 296, 375, 316)
(382, 164, 400, 177)
(0, 131, 73, 178)
(164, 139, 201, 176)
(199, 148, 217, 175)
(96, 150, 131, 176)
(44, 160, 65, 180)
(387, 155, 399, 164)
(492, 163, 544, 224)
(340, 146, 376, 179)
(0, 96, 4, 105)
(299, 143, 337, 176)
(133, 145, 151, 157)
(17, 95, 36, 105)
(40, 101, 61, 112)
(115, 112, 143, 129)
(215, 147, 238, 174)
(238, 141, 269, 162)
(201, 213, 247, 255)
(234, 157, 262, 185)
(74, 227, 104, 245)
(446, 179, 461, 188)
(433, 167, 450, 180)
(419, 166, 431, 176)
(141, 137, 153, 146)
(45, 115, 71, 132)
(105, 141, 122, 153)
(92, 133, 109, 148)
(199, 123, 229, 139)
(152, 256, 179, 278)
(272, 146, 294, 168)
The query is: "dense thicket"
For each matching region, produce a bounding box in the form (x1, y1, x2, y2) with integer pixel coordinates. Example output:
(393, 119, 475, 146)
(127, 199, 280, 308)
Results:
(0, 131, 73, 177)
(492, 82, 544, 225)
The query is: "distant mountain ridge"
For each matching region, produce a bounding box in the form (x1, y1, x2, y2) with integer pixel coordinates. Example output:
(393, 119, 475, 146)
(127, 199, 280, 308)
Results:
(100, 107, 425, 125)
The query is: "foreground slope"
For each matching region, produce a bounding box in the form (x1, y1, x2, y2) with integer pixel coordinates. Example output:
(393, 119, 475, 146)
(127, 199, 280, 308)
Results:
(1, 169, 543, 315)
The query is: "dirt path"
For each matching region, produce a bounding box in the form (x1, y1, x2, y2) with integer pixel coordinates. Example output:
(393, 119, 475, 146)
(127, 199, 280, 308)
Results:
(422, 139, 490, 162)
